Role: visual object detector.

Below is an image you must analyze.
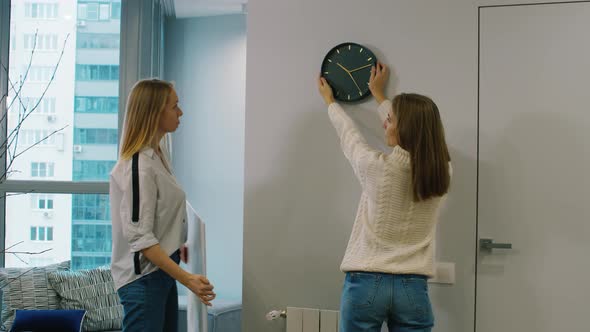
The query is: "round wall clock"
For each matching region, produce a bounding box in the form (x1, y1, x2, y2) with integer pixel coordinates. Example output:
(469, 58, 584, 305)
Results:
(320, 42, 377, 103)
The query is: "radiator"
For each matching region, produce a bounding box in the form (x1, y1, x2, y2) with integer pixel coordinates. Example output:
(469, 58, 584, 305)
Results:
(286, 307, 339, 332)
(281, 307, 388, 332)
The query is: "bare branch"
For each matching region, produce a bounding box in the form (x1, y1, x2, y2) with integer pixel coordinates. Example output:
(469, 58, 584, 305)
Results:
(13, 125, 69, 160)
(0, 190, 36, 200)
(3, 241, 24, 252)
(0, 29, 38, 115)
(5, 248, 53, 255)
(0, 125, 69, 181)
(0, 33, 71, 179)
(11, 253, 28, 265)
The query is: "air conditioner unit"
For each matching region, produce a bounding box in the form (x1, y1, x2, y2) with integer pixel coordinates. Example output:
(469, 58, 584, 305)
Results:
(73, 145, 83, 153)
(77, 20, 86, 27)
(43, 211, 53, 218)
(47, 114, 56, 122)
(56, 133, 65, 151)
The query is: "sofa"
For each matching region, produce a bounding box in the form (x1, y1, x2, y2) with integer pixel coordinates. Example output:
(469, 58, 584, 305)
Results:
(0, 276, 241, 332)
(0, 203, 241, 332)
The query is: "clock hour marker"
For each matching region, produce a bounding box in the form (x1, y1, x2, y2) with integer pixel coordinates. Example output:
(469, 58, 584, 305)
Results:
(367, 57, 373, 61)
(324, 72, 329, 75)
(336, 91, 339, 95)
(336, 49, 340, 54)
(359, 48, 364, 53)
(348, 45, 351, 50)
(327, 59, 332, 63)
(348, 95, 350, 100)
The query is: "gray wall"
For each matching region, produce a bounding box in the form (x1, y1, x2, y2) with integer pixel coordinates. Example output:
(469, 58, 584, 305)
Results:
(243, 1, 481, 331)
(164, 14, 246, 301)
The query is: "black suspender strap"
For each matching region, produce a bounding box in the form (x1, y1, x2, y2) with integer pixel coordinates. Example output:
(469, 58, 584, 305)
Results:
(131, 152, 140, 223)
(131, 152, 141, 275)
(133, 252, 141, 275)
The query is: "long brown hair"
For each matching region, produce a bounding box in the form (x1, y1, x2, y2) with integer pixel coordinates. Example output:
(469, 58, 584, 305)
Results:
(392, 93, 451, 201)
(119, 79, 173, 160)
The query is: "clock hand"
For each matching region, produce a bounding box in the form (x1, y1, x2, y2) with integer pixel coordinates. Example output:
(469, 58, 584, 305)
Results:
(336, 62, 350, 73)
(349, 63, 373, 73)
(348, 73, 363, 95)
(337, 63, 362, 95)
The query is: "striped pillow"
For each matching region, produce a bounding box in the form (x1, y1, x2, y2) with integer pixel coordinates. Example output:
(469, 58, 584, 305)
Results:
(48, 266, 123, 332)
(0, 260, 70, 332)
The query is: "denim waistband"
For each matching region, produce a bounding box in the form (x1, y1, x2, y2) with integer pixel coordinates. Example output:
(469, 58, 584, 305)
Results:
(348, 271, 427, 279)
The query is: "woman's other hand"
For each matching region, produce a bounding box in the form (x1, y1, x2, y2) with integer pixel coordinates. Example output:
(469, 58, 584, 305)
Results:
(318, 76, 335, 105)
(369, 62, 389, 104)
(184, 274, 216, 306)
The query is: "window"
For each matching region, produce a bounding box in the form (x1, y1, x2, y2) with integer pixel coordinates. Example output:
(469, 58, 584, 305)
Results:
(72, 225, 111, 252)
(75, 96, 118, 113)
(99, 4, 110, 20)
(76, 65, 119, 81)
(71, 194, 112, 270)
(4, 0, 130, 273)
(32, 194, 55, 210)
(25, 3, 58, 19)
(25, 66, 54, 82)
(86, 3, 98, 20)
(51, 4, 59, 18)
(31, 162, 55, 178)
(73, 160, 116, 181)
(20, 129, 57, 146)
(78, 2, 119, 21)
(30, 226, 54, 241)
(74, 128, 118, 145)
(20, 97, 56, 114)
(72, 194, 110, 221)
(77, 33, 119, 49)
(7, 193, 113, 269)
(24, 34, 58, 51)
(77, 4, 87, 19)
(111, 2, 121, 19)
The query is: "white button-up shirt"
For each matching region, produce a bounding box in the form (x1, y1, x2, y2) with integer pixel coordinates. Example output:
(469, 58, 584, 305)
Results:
(109, 147, 187, 290)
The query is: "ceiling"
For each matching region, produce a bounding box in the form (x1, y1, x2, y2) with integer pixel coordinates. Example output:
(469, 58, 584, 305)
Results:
(173, 0, 248, 18)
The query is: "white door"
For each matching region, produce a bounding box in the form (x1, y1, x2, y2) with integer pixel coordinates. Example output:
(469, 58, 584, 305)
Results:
(478, 2, 590, 331)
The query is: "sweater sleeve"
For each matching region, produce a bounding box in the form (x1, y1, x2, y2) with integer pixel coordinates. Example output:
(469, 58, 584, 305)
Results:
(376, 99, 392, 124)
(328, 102, 388, 196)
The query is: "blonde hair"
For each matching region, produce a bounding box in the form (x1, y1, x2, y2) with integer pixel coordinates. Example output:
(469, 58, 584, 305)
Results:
(119, 79, 173, 160)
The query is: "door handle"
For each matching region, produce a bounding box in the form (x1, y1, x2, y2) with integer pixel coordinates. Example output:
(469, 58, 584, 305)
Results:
(479, 238, 512, 252)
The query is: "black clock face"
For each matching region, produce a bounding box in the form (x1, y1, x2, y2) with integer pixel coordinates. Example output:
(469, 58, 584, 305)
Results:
(321, 42, 377, 103)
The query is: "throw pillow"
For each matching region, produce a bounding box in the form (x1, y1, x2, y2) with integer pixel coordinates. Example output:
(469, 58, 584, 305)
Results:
(48, 266, 123, 332)
(10, 309, 85, 332)
(0, 260, 70, 332)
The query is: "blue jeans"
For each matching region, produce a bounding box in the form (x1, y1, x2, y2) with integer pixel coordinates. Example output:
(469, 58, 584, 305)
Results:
(117, 251, 181, 332)
(339, 272, 434, 332)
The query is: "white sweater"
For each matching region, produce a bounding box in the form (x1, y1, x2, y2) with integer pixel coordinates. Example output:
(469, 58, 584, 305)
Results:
(328, 101, 448, 277)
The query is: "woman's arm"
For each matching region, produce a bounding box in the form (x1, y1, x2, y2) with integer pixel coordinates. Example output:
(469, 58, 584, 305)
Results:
(142, 244, 215, 306)
(369, 62, 390, 123)
(120, 164, 215, 305)
(318, 77, 387, 196)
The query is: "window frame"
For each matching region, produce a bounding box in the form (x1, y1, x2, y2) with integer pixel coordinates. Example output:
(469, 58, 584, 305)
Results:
(0, 0, 167, 268)
(30, 226, 53, 242)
